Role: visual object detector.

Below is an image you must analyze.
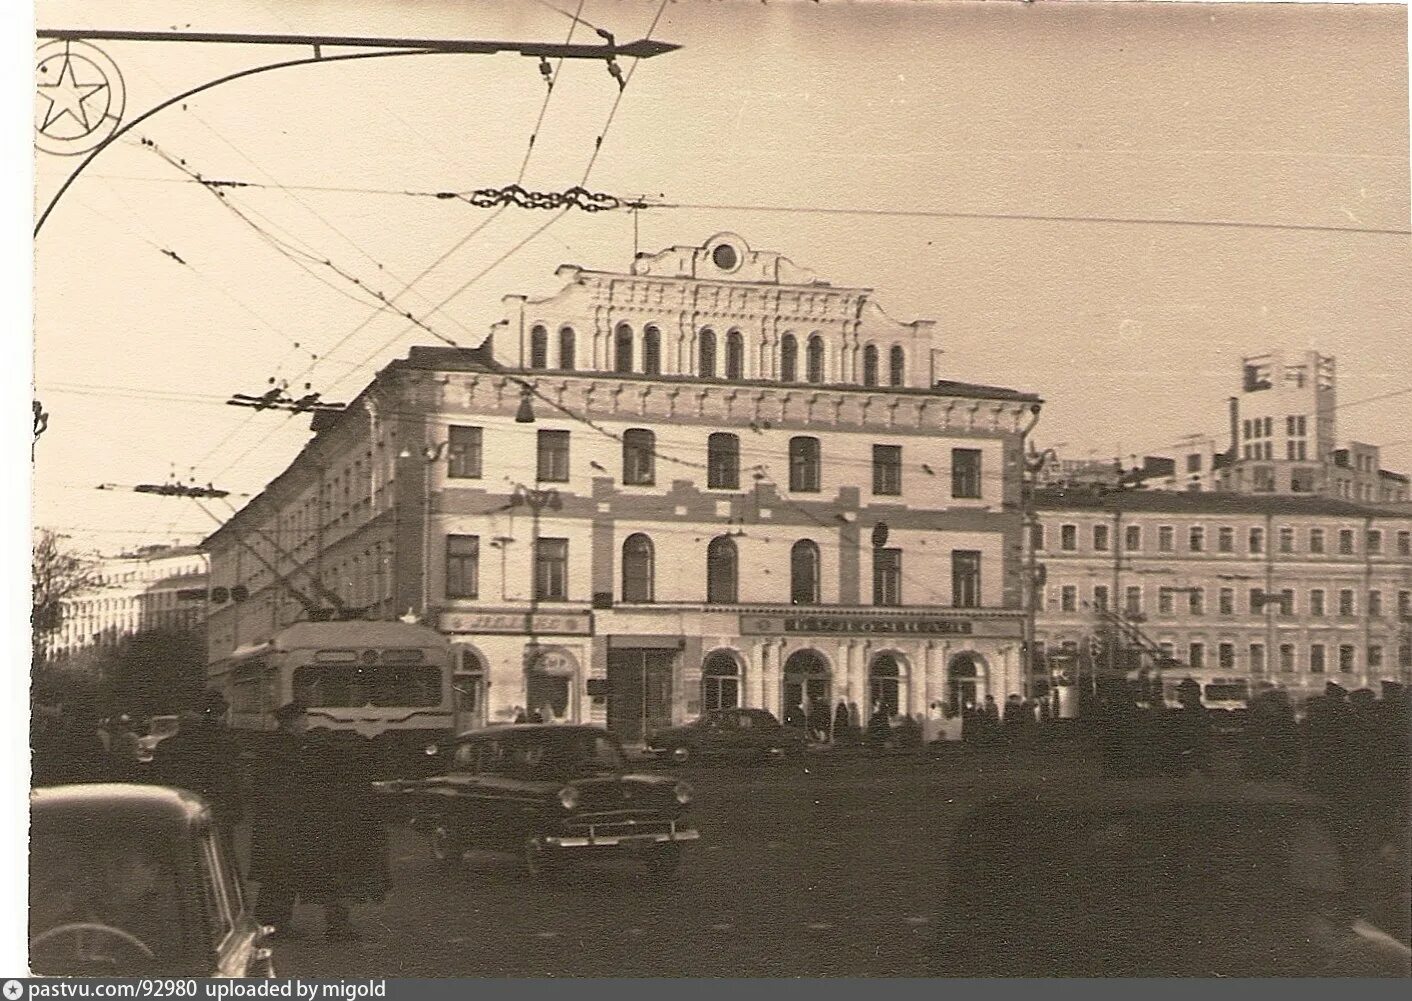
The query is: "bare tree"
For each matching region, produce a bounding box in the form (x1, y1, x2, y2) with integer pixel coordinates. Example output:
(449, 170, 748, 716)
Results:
(31, 529, 99, 672)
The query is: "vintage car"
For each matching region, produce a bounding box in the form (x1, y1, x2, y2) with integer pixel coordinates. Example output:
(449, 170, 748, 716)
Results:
(932, 779, 1412, 977)
(375, 724, 699, 877)
(29, 784, 276, 977)
(647, 708, 809, 764)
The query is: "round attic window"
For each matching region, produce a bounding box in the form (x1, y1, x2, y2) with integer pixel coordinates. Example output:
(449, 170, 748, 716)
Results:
(712, 243, 739, 271)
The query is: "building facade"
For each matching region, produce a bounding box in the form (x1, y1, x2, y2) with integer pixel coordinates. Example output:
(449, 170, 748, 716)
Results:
(1032, 489, 1412, 702)
(204, 234, 1040, 741)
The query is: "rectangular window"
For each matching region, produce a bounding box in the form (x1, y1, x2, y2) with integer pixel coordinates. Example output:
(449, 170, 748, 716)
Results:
(534, 538, 569, 601)
(875, 548, 903, 607)
(872, 445, 902, 496)
(707, 433, 740, 490)
(1061, 585, 1077, 612)
(1339, 589, 1355, 617)
(1189, 589, 1205, 616)
(1060, 525, 1077, 552)
(951, 448, 982, 499)
(445, 535, 480, 599)
(790, 437, 822, 493)
(1030, 523, 1045, 552)
(1310, 589, 1325, 617)
(1338, 529, 1354, 555)
(1368, 645, 1384, 670)
(1279, 527, 1294, 554)
(1093, 524, 1110, 552)
(1399, 590, 1411, 617)
(1188, 526, 1204, 552)
(1280, 589, 1294, 616)
(1310, 528, 1325, 554)
(1125, 586, 1142, 616)
(1367, 530, 1382, 554)
(1310, 644, 1326, 674)
(1250, 588, 1264, 613)
(1092, 585, 1109, 611)
(1250, 643, 1266, 675)
(1158, 526, 1174, 552)
(1218, 643, 1235, 670)
(1279, 644, 1295, 674)
(536, 430, 570, 483)
(1158, 589, 1174, 615)
(1368, 591, 1382, 617)
(1124, 525, 1141, 551)
(1401, 643, 1412, 670)
(1398, 531, 1410, 556)
(1249, 527, 1264, 554)
(622, 428, 656, 486)
(1338, 644, 1355, 673)
(1219, 588, 1234, 615)
(1186, 453, 1202, 473)
(447, 426, 483, 479)
(951, 551, 981, 609)
(1188, 642, 1205, 669)
(1217, 527, 1234, 553)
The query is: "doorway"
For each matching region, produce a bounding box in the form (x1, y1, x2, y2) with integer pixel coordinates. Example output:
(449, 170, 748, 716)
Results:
(452, 648, 487, 734)
(947, 651, 986, 714)
(782, 649, 831, 728)
(607, 648, 676, 743)
(869, 652, 907, 717)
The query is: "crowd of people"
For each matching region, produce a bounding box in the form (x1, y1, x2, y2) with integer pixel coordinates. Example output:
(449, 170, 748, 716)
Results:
(30, 690, 387, 942)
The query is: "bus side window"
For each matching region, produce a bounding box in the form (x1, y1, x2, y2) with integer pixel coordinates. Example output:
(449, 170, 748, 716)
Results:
(452, 742, 480, 774)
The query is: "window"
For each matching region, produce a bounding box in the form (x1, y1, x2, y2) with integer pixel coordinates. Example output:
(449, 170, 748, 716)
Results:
(1310, 644, 1326, 674)
(1189, 589, 1205, 616)
(642, 325, 661, 375)
(1218, 643, 1235, 670)
(1338, 529, 1354, 555)
(862, 345, 879, 386)
(875, 548, 903, 606)
(1248, 527, 1264, 554)
(1187, 453, 1202, 473)
(534, 539, 569, 601)
(1338, 644, 1355, 673)
(621, 534, 654, 603)
(1279, 644, 1295, 674)
(1400, 590, 1411, 617)
(1279, 527, 1294, 554)
(1368, 591, 1382, 617)
(623, 429, 656, 486)
(1218, 527, 1234, 553)
(888, 345, 905, 386)
(447, 425, 483, 479)
(805, 335, 825, 383)
(614, 323, 634, 373)
(1219, 588, 1234, 615)
(1158, 590, 1174, 615)
(1031, 523, 1045, 552)
(1250, 643, 1266, 675)
(1398, 531, 1410, 556)
(707, 432, 740, 490)
(536, 430, 570, 482)
(1367, 530, 1382, 554)
(1310, 528, 1325, 554)
(558, 326, 576, 370)
(1158, 526, 1174, 552)
(1092, 585, 1109, 611)
(780, 335, 798, 382)
(1338, 589, 1354, 617)
(701, 653, 740, 712)
(789, 436, 821, 493)
(1093, 525, 1110, 552)
(790, 540, 821, 605)
(1060, 586, 1077, 612)
(1189, 643, 1205, 669)
(1367, 645, 1383, 670)
(698, 329, 717, 377)
(1125, 525, 1141, 551)
(951, 448, 982, 499)
(1125, 586, 1142, 616)
(1310, 589, 1325, 617)
(1253, 466, 1276, 492)
(725, 331, 744, 379)
(529, 324, 549, 369)
(446, 535, 480, 599)
(1402, 643, 1412, 670)
(706, 537, 739, 603)
(1188, 526, 1204, 552)
(873, 445, 902, 496)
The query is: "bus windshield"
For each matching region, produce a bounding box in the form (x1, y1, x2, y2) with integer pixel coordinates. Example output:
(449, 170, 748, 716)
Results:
(292, 664, 443, 708)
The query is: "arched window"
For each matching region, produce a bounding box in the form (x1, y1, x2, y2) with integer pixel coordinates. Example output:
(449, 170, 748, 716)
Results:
(529, 324, 549, 370)
(558, 326, 576, 371)
(780, 335, 798, 382)
(889, 345, 905, 387)
(725, 330, 744, 379)
(790, 539, 821, 605)
(614, 323, 634, 373)
(702, 651, 740, 711)
(806, 335, 825, 383)
(707, 432, 740, 490)
(699, 329, 717, 378)
(622, 533, 654, 603)
(869, 653, 905, 717)
(622, 428, 655, 486)
(643, 325, 661, 375)
(706, 536, 738, 603)
(862, 345, 879, 387)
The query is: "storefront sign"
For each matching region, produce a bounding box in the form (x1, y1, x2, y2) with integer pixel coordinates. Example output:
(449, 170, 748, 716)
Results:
(739, 614, 976, 637)
(439, 610, 591, 636)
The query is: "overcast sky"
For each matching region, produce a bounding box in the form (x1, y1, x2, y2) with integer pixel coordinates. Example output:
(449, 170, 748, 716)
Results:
(32, 0, 1411, 553)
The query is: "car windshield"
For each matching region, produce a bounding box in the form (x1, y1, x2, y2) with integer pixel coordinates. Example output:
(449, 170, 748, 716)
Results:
(293, 663, 442, 707)
(484, 730, 624, 780)
(29, 824, 185, 974)
(944, 803, 1351, 976)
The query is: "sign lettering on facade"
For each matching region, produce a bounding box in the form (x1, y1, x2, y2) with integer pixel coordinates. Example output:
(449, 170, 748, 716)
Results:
(439, 611, 591, 635)
(738, 615, 980, 637)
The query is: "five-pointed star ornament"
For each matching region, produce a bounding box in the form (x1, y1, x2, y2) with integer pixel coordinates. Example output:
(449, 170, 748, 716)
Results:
(37, 54, 108, 133)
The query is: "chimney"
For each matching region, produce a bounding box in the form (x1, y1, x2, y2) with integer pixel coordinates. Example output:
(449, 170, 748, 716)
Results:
(1227, 396, 1240, 462)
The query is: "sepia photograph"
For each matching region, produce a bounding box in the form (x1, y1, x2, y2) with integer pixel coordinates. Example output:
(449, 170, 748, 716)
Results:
(24, 0, 1412, 980)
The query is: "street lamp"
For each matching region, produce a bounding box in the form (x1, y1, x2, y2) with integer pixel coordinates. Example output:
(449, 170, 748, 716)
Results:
(398, 441, 450, 620)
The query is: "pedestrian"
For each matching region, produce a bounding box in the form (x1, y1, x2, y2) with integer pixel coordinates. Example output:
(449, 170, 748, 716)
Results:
(982, 694, 1000, 746)
(148, 690, 244, 826)
(832, 701, 852, 745)
(106, 714, 141, 783)
(807, 697, 831, 743)
(866, 702, 891, 750)
(250, 700, 307, 937)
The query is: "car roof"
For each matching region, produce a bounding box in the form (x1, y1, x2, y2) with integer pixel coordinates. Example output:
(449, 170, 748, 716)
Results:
(455, 724, 612, 741)
(31, 783, 213, 829)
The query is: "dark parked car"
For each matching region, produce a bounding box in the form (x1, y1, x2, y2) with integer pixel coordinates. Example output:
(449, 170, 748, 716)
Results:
(933, 780, 1411, 977)
(375, 724, 698, 877)
(29, 784, 276, 977)
(648, 708, 808, 764)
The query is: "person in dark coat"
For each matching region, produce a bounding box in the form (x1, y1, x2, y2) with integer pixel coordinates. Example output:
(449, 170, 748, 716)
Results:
(866, 702, 891, 750)
(250, 700, 307, 935)
(832, 701, 852, 746)
(148, 690, 243, 824)
(105, 715, 141, 783)
(982, 694, 1000, 746)
(807, 698, 831, 743)
(1170, 679, 1211, 775)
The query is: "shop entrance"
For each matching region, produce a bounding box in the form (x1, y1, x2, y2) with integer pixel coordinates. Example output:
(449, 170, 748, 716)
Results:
(782, 649, 831, 729)
(607, 648, 676, 743)
(947, 651, 987, 714)
(452, 647, 487, 734)
(869, 652, 908, 717)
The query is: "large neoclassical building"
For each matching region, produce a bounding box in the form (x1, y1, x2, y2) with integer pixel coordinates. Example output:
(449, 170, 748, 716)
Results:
(205, 233, 1041, 741)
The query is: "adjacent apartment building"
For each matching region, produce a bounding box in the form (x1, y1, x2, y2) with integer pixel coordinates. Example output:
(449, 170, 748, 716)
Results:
(204, 234, 1041, 742)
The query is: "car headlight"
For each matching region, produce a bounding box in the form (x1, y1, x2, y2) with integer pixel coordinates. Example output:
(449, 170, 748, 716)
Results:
(424, 743, 440, 756)
(558, 786, 580, 810)
(673, 781, 692, 806)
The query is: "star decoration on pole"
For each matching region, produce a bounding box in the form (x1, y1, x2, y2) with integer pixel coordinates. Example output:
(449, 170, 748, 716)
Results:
(38, 52, 107, 132)
(34, 40, 125, 156)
